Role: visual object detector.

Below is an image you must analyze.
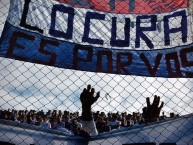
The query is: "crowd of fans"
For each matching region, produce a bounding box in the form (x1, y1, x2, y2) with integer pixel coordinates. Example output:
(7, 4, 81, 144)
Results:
(0, 109, 178, 135)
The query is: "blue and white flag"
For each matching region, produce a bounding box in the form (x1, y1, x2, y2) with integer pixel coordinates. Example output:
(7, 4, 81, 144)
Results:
(0, 0, 193, 77)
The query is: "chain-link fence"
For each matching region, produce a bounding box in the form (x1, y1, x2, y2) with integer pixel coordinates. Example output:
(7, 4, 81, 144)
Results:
(0, 0, 193, 145)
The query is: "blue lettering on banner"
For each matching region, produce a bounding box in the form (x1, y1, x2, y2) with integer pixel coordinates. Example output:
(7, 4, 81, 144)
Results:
(164, 10, 187, 46)
(82, 12, 105, 45)
(49, 4, 74, 39)
(110, 17, 130, 47)
(17, 0, 188, 49)
(135, 15, 157, 49)
(20, 0, 43, 33)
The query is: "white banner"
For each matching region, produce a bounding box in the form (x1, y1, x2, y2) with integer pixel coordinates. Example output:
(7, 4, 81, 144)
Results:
(6, 0, 193, 50)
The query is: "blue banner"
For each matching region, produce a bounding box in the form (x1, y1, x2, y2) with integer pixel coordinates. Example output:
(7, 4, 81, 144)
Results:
(1, 22, 193, 77)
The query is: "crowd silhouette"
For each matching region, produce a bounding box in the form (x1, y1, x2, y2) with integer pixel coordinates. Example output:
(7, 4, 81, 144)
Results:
(0, 108, 178, 136)
(0, 85, 178, 137)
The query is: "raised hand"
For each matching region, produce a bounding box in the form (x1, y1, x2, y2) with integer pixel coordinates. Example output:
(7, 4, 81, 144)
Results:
(142, 95, 164, 122)
(80, 85, 100, 121)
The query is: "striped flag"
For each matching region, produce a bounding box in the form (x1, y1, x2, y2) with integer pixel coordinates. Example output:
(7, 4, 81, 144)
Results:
(0, 0, 193, 77)
(56, 0, 188, 14)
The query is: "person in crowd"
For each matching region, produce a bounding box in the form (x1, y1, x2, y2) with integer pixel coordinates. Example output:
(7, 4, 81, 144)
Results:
(96, 116, 110, 133)
(70, 118, 81, 135)
(46, 110, 52, 119)
(159, 111, 167, 120)
(17, 115, 25, 123)
(127, 115, 135, 126)
(63, 114, 71, 130)
(26, 113, 32, 124)
(49, 117, 56, 129)
(39, 116, 51, 129)
(80, 84, 100, 136)
(107, 113, 121, 129)
(54, 115, 65, 129)
(30, 114, 36, 125)
(120, 115, 128, 127)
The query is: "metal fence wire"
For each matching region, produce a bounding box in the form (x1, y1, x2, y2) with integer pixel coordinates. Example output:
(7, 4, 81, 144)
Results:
(0, 0, 193, 145)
